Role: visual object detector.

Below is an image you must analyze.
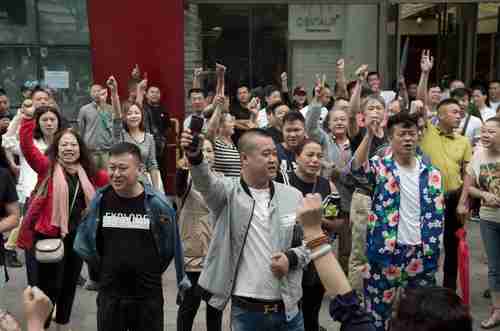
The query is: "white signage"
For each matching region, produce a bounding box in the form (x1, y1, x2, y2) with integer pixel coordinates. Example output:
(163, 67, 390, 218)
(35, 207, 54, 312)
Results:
(44, 70, 69, 89)
(289, 4, 345, 40)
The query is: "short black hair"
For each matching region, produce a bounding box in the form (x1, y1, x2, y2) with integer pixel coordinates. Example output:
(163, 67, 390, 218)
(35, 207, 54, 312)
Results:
(0, 88, 6, 96)
(367, 71, 380, 79)
(188, 88, 206, 99)
(387, 111, 418, 135)
(472, 85, 487, 96)
(486, 117, 500, 127)
(437, 98, 461, 112)
(282, 111, 305, 126)
(360, 86, 373, 99)
(109, 142, 143, 164)
(450, 87, 471, 99)
(31, 87, 49, 100)
(264, 85, 281, 98)
(267, 102, 288, 115)
(391, 287, 472, 331)
(238, 128, 273, 153)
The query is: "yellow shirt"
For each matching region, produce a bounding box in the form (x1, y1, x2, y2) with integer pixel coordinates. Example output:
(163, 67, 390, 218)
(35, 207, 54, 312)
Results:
(420, 122, 472, 192)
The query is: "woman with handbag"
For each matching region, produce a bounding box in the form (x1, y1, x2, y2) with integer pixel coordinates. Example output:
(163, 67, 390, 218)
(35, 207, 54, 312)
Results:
(463, 117, 500, 329)
(18, 105, 108, 331)
(3, 102, 61, 283)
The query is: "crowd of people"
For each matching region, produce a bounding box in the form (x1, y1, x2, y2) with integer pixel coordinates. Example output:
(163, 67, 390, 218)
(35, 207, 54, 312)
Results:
(0, 49, 497, 330)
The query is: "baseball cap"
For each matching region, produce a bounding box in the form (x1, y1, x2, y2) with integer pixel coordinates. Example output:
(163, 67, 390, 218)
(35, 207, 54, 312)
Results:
(293, 86, 307, 96)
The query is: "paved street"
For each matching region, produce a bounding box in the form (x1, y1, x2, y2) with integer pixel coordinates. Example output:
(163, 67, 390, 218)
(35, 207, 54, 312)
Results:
(0, 221, 497, 330)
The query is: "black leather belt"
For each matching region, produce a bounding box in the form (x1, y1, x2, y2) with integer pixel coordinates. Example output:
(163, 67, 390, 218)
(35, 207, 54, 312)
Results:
(232, 296, 285, 314)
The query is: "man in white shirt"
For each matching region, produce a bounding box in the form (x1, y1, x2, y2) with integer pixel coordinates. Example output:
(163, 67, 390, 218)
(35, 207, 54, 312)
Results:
(181, 128, 308, 331)
(489, 80, 500, 114)
(257, 86, 283, 128)
(299, 85, 331, 126)
(183, 88, 207, 130)
(367, 71, 396, 107)
(472, 86, 496, 122)
(351, 112, 444, 331)
(452, 88, 482, 145)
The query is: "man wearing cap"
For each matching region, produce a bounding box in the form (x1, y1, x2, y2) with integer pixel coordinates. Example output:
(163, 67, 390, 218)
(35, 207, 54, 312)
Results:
(291, 86, 308, 112)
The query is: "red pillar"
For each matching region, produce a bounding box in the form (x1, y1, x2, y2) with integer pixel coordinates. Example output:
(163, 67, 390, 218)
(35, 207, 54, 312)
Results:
(87, 0, 184, 194)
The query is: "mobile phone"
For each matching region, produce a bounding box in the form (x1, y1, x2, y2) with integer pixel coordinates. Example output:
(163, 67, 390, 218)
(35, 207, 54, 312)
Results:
(189, 115, 204, 151)
(409, 101, 417, 114)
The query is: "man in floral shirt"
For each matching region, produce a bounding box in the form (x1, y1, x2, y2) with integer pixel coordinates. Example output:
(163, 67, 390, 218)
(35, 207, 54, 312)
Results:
(351, 112, 444, 331)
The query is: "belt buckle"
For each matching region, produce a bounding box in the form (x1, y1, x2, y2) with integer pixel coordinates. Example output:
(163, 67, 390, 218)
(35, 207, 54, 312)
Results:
(264, 304, 279, 314)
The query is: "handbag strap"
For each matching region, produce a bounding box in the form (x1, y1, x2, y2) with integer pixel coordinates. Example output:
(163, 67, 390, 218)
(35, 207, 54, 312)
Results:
(69, 180, 80, 215)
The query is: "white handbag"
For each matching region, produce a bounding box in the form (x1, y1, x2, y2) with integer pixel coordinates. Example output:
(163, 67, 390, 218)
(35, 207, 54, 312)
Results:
(35, 181, 79, 264)
(35, 238, 64, 264)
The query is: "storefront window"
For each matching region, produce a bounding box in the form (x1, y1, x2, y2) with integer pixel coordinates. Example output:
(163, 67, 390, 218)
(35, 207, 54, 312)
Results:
(0, 0, 37, 44)
(0, 0, 91, 119)
(40, 47, 92, 121)
(192, 3, 381, 99)
(39, 0, 90, 45)
(0, 47, 38, 108)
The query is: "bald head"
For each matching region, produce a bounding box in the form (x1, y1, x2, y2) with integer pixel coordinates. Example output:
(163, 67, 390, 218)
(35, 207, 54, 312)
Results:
(238, 129, 274, 154)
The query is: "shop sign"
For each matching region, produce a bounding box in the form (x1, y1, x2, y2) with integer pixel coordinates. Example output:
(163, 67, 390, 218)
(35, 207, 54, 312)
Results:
(289, 4, 345, 40)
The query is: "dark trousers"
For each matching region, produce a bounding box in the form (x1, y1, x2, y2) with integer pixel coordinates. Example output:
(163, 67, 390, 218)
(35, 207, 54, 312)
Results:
(25, 249, 38, 286)
(88, 263, 100, 282)
(97, 293, 163, 331)
(36, 231, 83, 325)
(302, 281, 325, 331)
(177, 272, 223, 331)
(443, 190, 462, 290)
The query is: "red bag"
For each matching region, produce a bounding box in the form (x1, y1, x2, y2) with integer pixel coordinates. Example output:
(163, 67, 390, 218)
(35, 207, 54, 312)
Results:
(456, 228, 470, 305)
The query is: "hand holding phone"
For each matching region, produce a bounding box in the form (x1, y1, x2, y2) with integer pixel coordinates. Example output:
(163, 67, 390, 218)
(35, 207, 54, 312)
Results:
(188, 115, 204, 152)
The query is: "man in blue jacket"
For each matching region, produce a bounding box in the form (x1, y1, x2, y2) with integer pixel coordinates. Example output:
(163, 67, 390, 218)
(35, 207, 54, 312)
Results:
(74, 142, 189, 331)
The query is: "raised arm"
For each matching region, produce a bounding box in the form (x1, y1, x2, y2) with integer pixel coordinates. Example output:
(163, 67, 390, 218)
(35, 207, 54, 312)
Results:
(348, 65, 368, 138)
(135, 77, 147, 108)
(19, 111, 50, 176)
(335, 59, 349, 100)
(3, 110, 23, 158)
(298, 194, 375, 330)
(352, 115, 377, 170)
(398, 75, 409, 111)
(417, 50, 433, 108)
(193, 67, 203, 89)
(206, 96, 224, 141)
(180, 129, 228, 217)
(305, 84, 328, 144)
(107, 76, 122, 120)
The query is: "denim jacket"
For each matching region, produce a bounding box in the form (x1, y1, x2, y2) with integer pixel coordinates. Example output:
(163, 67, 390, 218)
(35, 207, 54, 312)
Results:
(74, 184, 190, 297)
(351, 153, 444, 270)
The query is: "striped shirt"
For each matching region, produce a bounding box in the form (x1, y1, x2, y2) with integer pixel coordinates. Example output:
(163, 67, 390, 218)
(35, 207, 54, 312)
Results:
(213, 137, 241, 177)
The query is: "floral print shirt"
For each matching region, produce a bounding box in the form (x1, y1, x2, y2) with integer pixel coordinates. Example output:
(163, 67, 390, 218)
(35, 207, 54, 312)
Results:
(351, 153, 444, 269)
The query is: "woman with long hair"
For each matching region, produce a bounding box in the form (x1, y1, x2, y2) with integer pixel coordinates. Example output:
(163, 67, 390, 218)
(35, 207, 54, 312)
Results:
(107, 76, 162, 191)
(18, 105, 108, 331)
(206, 95, 241, 178)
(3, 102, 62, 280)
(176, 138, 223, 331)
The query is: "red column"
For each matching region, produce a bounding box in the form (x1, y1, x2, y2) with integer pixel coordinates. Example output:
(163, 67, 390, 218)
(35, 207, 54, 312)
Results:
(87, 0, 184, 194)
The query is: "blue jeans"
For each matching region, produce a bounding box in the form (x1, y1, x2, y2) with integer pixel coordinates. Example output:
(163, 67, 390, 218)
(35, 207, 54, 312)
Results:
(231, 304, 304, 331)
(480, 220, 500, 291)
